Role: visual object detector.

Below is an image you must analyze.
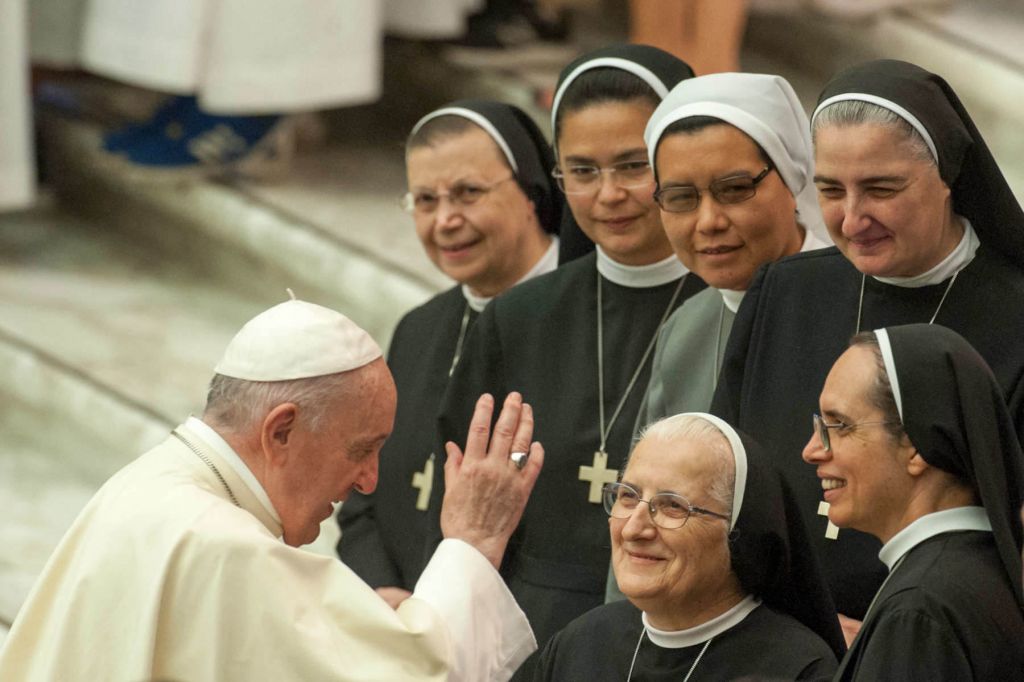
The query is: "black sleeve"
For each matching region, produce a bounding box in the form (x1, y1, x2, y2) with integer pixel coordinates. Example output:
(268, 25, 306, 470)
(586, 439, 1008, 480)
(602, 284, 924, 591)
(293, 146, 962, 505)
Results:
(843, 608, 972, 681)
(334, 492, 401, 589)
(710, 262, 769, 424)
(422, 302, 509, 564)
(531, 628, 563, 681)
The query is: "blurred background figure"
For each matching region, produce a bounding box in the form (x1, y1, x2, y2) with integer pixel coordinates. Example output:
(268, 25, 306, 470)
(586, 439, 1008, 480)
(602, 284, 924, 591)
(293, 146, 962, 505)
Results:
(29, 0, 381, 179)
(629, 0, 749, 74)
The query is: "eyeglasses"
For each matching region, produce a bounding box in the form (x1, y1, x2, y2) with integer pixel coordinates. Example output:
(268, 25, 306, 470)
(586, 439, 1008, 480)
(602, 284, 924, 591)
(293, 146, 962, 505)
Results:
(812, 413, 902, 452)
(551, 160, 653, 195)
(602, 481, 730, 530)
(653, 164, 775, 213)
(402, 175, 514, 215)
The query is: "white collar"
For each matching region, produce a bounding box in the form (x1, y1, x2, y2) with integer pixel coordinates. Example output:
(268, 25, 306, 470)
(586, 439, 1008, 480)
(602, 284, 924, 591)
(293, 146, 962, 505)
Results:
(873, 218, 979, 288)
(187, 416, 281, 524)
(716, 226, 829, 312)
(878, 506, 991, 570)
(462, 237, 560, 312)
(596, 245, 688, 288)
(641, 595, 760, 648)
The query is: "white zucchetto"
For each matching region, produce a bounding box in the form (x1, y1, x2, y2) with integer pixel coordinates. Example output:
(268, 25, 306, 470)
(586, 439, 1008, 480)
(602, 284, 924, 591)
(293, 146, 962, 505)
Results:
(214, 298, 382, 381)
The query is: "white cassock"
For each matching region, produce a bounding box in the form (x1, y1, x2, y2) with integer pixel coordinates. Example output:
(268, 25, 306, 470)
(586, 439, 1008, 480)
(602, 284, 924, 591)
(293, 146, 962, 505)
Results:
(0, 0, 35, 211)
(0, 420, 534, 681)
(384, 0, 483, 40)
(29, 0, 381, 113)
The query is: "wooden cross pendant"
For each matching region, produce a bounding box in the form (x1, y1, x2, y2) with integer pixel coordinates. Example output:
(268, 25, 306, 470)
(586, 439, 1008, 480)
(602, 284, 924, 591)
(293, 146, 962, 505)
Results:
(579, 450, 620, 504)
(411, 454, 435, 511)
(818, 501, 840, 540)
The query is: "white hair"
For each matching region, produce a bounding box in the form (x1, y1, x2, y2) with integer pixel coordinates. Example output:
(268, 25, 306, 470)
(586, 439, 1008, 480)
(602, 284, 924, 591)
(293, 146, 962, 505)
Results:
(634, 414, 736, 514)
(202, 369, 364, 434)
(812, 99, 935, 166)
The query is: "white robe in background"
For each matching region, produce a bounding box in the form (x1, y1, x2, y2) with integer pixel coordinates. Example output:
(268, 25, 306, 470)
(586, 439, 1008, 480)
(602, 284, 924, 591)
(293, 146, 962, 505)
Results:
(30, 0, 381, 113)
(0, 0, 35, 211)
(0, 422, 534, 681)
(385, 0, 482, 39)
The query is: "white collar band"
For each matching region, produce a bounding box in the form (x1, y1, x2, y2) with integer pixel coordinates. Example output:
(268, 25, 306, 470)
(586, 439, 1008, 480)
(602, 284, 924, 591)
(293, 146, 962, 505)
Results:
(642, 595, 760, 648)
(595, 245, 687, 288)
(874, 218, 978, 288)
(879, 506, 991, 569)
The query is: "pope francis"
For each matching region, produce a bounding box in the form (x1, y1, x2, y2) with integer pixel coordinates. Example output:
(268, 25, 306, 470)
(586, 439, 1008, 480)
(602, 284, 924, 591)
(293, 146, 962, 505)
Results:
(0, 298, 544, 681)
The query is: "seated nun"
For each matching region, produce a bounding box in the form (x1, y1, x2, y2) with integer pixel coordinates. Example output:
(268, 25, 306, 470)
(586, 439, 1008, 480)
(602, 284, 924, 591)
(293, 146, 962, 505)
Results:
(712, 59, 1024, 623)
(804, 324, 1024, 680)
(535, 413, 844, 681)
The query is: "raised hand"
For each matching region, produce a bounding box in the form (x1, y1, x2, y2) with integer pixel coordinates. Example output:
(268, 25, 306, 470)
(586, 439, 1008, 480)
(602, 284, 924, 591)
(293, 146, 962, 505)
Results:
(440, 392, 544, 569)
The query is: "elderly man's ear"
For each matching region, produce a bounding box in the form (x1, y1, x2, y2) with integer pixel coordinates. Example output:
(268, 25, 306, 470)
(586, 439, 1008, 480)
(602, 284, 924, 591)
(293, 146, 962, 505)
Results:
(261, 403, 300, 464)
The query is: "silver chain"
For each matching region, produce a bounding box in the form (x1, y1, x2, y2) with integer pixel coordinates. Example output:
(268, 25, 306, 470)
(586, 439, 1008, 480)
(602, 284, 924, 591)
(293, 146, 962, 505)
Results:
(173, 430, 240, 507)
(597, 269, 686, 455)
(626, 629, 712, 681)
(855, 271, 959, 333)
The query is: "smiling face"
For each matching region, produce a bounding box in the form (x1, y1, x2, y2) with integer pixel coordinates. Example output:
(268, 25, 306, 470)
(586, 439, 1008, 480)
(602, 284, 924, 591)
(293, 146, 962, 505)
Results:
(802, 345, 916, 543)
(557, 100, 674, 266)
(656, 124, 803, 290)
(270, 361, 397, 547)
(611, 433, 740, 629)
(406, 126, 548, 297)
(814, 123, 962, 278)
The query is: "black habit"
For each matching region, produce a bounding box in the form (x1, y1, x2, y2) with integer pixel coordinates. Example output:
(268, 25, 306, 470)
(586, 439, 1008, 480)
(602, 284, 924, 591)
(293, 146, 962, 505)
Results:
(836, 531, 1024, 680)
(337, 98, 561, 589)
(535, 599, 837, 682)
(837, 323, 1024, 679)
(712, 59, 1024, 618)
(430, 252, 705, 667)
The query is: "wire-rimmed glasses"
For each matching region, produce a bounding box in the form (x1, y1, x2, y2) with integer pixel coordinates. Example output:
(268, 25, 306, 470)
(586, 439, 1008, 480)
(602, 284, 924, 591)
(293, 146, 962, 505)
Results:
(402, 175, 514, 215)
(653, 163, 775, 213)
(602, 481, 730, 529)
(551, 159, 653, 195)
(812, 413, 901, 452)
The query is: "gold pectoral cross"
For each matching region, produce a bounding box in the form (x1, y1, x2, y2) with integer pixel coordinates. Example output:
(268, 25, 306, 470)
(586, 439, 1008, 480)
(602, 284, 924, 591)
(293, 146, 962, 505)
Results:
(818, 501, 840, 540)
(412, 454, 434, 511)
(579, 450, 620, 504)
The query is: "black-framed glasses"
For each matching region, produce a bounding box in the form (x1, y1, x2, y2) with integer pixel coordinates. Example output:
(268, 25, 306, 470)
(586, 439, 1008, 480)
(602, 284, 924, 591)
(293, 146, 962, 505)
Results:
(653, 163, 775, 213)
(551, 159, 653, 195)
(812, 413, 901, 452)
(402, 175, 514, 215)
(602, 481, 730, 530)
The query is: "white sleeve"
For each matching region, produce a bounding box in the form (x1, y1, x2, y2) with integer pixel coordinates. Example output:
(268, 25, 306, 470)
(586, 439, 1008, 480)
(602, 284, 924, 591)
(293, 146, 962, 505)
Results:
(412, 539, 536, 682)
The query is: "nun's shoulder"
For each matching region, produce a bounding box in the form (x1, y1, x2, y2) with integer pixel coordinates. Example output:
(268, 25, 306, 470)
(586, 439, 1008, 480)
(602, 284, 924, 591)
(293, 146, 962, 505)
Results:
(393, 284, 465, 333)
(764, 246, 849, 281)
(554, 598, 641, 645)
(739, 604, 838, 661)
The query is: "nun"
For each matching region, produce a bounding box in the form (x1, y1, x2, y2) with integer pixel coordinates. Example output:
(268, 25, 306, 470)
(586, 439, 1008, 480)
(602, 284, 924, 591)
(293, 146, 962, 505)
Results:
(428, 45, 703, 678)
(804, 324, 1024, 679)
(337, 99, 562, 600)
(711, 59, 1024, 622)
(636, 72, 830, 432)
(537, 413, 843, 681)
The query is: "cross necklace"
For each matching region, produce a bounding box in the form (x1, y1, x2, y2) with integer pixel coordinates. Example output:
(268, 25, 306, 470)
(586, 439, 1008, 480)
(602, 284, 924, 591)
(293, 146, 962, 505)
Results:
(582, 269, 686, 503)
